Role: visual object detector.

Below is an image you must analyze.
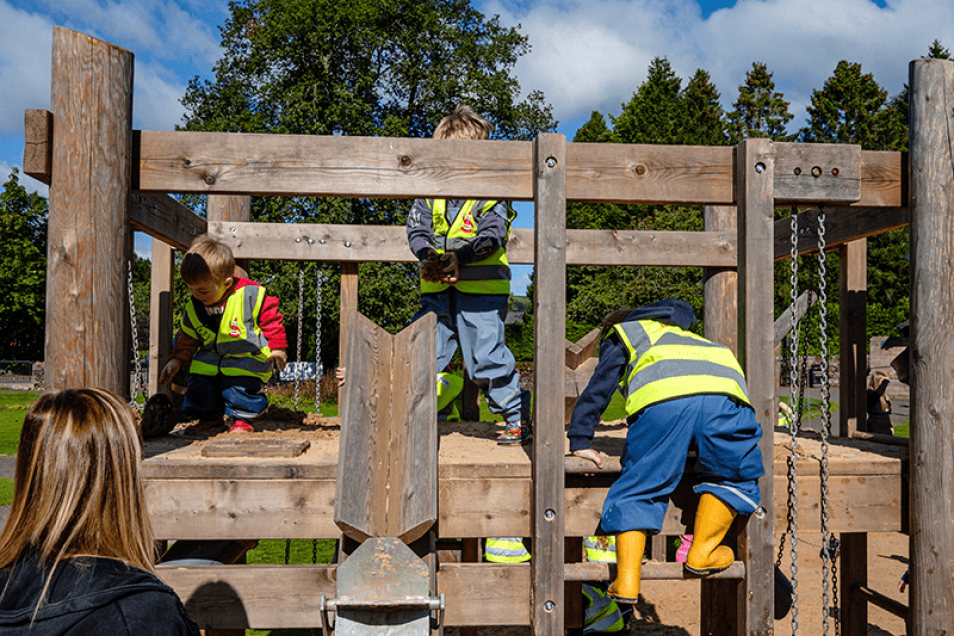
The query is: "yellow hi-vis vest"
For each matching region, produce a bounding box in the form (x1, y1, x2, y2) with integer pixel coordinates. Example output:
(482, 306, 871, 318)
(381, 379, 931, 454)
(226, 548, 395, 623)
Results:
(581, 584, 626, 633)
(181, 285, 274, 382)
(420, 199, 514, 295)
(583, 535, 617, 563)
(613, 320, 751, 418)
(437, 372, 463, 412)
(484, 537, 531, 563)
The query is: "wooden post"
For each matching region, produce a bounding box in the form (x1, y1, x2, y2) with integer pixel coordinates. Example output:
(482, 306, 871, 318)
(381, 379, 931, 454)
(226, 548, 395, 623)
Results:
(735, 140, 776, 635)
(908, 56, 954, 636)
(208, 195, 251, 275)
(532, 133, 566, 636)
(45, 27, 134, 393)
(338, 262, 358, 369)
(701, 204, 741, 635)
(148, 240, 175, 397)
(839, 240, 867, 437)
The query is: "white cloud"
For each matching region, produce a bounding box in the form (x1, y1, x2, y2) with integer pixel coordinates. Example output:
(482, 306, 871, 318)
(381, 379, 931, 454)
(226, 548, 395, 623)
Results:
(0, 3, 54, 136)
(481, 0, 954, 133)
(0, 160, 49, 197)
(133, 61, 188, 131)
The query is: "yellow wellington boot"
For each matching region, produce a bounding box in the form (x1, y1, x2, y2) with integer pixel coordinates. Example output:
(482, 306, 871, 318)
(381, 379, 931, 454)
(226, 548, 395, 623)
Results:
(685, 493, 737, 575)
(606, 530, 647, 604)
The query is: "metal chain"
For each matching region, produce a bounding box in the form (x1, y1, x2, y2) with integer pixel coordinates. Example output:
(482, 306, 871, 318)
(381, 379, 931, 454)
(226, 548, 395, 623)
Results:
(312, 538, 319, 564)
(315, 265, 323, 415)
(127, 262, 144, 410)
(284, 539, 291, 565)
(294, 268, 305, 411)
(786, 204, 801, 635)
(828, 535, 841, 635)
(817, 207, 836, 636)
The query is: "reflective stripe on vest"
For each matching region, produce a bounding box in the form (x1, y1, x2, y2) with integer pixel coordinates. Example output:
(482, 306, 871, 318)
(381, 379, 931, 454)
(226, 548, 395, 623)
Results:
(484, 537, 531, 563)
(581, 584, 625, 633)
(181, 285, 273, 382)
(613, 320, 751, 417)
(420, 199, 513, 295)
(583, 535, 617, 563)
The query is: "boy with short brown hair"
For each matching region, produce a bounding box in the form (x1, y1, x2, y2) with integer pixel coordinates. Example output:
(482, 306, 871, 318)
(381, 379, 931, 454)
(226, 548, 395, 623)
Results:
(158, 234, 287, 433)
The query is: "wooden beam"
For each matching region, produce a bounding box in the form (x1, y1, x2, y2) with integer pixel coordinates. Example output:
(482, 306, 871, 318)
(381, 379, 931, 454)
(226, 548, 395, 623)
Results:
(839, 241, 867, 437)
(532, 133, 566, 636)
(208, 195, 251, 274)
(129, 193, 207, 251)
(773, 290, 816, 348)
(702, 203, 739, 635)
(24, 109, 52, 184)
(773, 206, 908, 261)
(208, 222, 738, 267)
(908, 56, 954, 636)
(45, 27, 134, 394)
(774, 142, 861, 203)
(564, 561, 745, 582)
(148, 240, 174, 397)
(735, 139, 776, 635)
(338, 262, 358, 367)
(335, 312, 437, 543)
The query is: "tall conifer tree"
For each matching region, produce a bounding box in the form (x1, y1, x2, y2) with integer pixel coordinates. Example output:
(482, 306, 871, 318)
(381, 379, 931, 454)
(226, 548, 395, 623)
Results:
(726, 62, 793, 143)
(683, 69, 727, 146)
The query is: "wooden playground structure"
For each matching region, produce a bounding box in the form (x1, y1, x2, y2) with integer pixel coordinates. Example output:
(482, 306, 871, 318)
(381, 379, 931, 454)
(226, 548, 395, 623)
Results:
(23, 26, 954, 636)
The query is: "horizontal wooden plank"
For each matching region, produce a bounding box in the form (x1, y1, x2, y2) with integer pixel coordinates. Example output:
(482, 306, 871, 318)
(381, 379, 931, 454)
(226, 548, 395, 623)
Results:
(773, 206, 908, 261)
(200, 438, 310, 458)
(138, 130, 534, 200)
(774, 142, 861, 204)
(129, 193, 207, 251)
(24, 109, 52, 184)
(776, 473, 902, 533)
(145, 479, 339, 540)
(564, 561, 745, 581)
(438, 563, 531, 626)
(855, 150, 905, 208)
(208, 222, 739, 267)
(565, 143, 735, 204)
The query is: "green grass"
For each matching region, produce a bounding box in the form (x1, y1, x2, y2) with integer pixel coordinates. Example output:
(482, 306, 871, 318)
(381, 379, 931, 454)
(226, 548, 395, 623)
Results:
(245, 540, 336, 636)
(0, 477, 13, 506)
(0, 390, 39, 456)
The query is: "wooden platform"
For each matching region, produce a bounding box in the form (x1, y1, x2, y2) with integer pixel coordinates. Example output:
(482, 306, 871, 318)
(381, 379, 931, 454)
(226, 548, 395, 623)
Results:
(145, 420, 905, 629)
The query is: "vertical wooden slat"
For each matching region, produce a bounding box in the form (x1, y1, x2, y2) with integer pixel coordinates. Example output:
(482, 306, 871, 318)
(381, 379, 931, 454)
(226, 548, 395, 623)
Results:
(908, 56, 954, 636)
(46, 27, 134, 393)
(339, 262, 359, 368)
(208, 195, 251, 275)
(735, 139, 776, 635)
(702, 204, 740, 635)
(148, 240, 175, 397)
(839, 240, 867, 437)
(840, 532, 868, 636)
(532, 133, 566, 636)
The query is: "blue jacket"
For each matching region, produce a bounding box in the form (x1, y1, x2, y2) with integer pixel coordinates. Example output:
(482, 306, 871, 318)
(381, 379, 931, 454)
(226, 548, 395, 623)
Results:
(0, 552, 200, 635)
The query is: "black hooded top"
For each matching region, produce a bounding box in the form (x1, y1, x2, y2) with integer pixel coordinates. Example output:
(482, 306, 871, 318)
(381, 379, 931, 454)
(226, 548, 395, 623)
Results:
(0, 551, 199, 636)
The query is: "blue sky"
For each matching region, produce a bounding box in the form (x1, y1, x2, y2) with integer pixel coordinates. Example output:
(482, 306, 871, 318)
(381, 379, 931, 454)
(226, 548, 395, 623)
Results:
(2, 0, 950, 294)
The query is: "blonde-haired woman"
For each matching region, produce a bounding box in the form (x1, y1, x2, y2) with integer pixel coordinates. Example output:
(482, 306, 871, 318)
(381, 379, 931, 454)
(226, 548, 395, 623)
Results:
(0, 388, 199, 635)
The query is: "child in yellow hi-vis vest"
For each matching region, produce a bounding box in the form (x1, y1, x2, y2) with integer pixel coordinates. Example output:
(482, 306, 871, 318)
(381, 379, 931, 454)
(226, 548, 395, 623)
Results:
(569, 299, 764, 604)
(406, 105, 531, 444)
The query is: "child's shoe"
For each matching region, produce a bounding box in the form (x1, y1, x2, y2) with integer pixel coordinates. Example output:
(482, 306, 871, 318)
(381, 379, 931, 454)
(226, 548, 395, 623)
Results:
(676, 535, 693, 563)
(228, 418, 254, 433)
(497, 420, 531, 445)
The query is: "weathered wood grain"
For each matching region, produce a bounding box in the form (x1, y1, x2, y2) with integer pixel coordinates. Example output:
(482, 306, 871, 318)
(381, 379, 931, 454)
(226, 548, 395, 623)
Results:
(908, 56, 954, 636)
(773, 206, 908, 261)
(774, 142, 861, 203)
(532, 134, 566, 635)
(46, 27, 134, 393)
(148, 240, 174, 397)
(735, 139, 776, 635)
(200, 438, 311, 458)
(129, 192, 206, 251)
(24, 109, 52, 184)
(839, 241, 867, 437)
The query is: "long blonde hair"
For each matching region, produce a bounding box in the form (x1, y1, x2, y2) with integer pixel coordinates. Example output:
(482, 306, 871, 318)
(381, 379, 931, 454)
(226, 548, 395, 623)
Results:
(868, 371, 891, 411)
(0, 388, 156, 580)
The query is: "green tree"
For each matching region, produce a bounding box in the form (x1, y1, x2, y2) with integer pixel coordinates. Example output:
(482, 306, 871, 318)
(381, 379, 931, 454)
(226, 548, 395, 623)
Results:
(611, 57, 684, 145)
(726, 62, 794, 143)
(0, 169, 48, 359)
(887, 39, 951, 149)
(180, 0, 556, 367)
(682, 69, 727, 146)
(799, 60, 905, 150)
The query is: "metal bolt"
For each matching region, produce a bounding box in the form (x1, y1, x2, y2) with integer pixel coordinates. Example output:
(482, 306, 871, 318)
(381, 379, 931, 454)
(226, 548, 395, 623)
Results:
(811, 166, 822, 177)
(794, 167, 802, 175)
(544, 509, 555, 521)
(831, 167, 839, 176)
(754, 506, 766, 519)
(344, 241, 352, 248)
(719, 235, 725, 242)
(544, 601, 555, 612)
(296, 237, 302, 243)
(319, 239, 326, 244)
(230, 227, 237, 234)
(754, 162, 765, 174)
(546, 157, 557, 168)
(307, 238, 314, 245)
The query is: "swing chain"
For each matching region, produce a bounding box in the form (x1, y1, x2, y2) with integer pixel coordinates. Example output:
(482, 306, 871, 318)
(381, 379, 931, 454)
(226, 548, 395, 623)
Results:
(127, 261, 144, 410)
(315, 266, 323, 415)
(826, 535, 841, 632)
(294, 268, 305, 411)
(786, 204, 801, 633)
(816, 206, 837, 636)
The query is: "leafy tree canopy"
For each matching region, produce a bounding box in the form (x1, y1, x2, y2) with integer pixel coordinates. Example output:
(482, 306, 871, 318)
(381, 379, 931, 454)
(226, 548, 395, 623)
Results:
(0, 169, 48, 359)
(726, 62, 794, 143)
